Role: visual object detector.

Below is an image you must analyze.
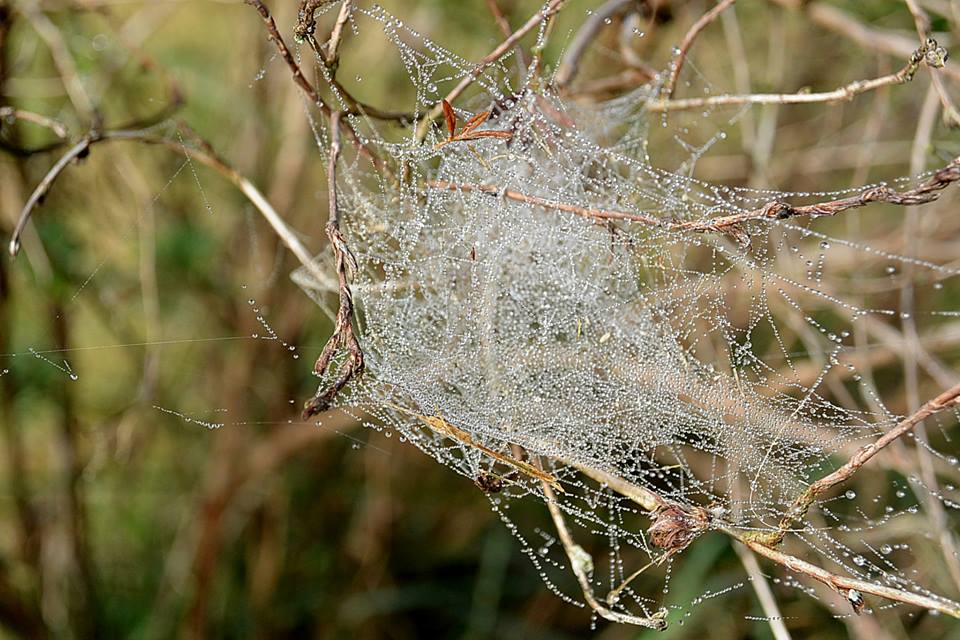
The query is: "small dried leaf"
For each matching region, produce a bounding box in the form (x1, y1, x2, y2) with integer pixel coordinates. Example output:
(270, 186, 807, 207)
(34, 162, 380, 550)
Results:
(441, 99, 456, 139)
(460, 110, 491, 134)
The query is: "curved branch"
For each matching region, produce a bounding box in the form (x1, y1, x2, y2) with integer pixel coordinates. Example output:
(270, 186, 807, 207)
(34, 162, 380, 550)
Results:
(7, 125, 327, 288)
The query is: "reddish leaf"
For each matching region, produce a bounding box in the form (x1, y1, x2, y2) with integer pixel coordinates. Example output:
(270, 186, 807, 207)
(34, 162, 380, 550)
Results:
(441, 99, 456, 139)
(460, 110, 491, 135)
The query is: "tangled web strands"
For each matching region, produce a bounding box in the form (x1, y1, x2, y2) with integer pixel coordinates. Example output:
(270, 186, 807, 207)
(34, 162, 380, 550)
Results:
(295, 3, 960, 622)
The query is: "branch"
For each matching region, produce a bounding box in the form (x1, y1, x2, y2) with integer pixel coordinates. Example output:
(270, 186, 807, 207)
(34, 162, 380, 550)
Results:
(303, 111, 365, 418)
(735, 531, 960, 618)
(540, 475, 668, 629)
(246, 0, 329, 116)
(7, 125, 327, 291)
(427, 152, 960, 238)
(0, 106, 68, 139)
(662, 0, 736, 99)
(324, 0, 352, 66)
(20, 3, 96, 122)
(755, 381, 960, 546)
(245, 0, 385, 169)
(733, 542, 793, 640)
(647, 37, 944, 112)
(902, 0, 960, 126)
(575, 463, 960, 618)
(425, 180, 662, 226)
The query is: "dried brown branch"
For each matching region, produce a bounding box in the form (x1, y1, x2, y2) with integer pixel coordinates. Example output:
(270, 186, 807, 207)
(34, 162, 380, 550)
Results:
(324, 0, 352, 66)
(673, 153, 960, 233)
(903, 0, 960, 126)
(662, 0, 736, 99)
(303, 111, 364, 418)
(428, 152, 960, 238)
(647, 37, 945, 113)
(735, 532, 960, 618)
(415, 0, 567, 141)
(754, 381, 960, 547)
(247, 0, 330, 116)
(246, 0, 387, 169)
(425, 180, 662, 226)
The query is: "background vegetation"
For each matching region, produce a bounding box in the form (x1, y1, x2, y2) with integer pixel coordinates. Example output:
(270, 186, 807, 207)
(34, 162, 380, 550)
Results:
(1, 0, 959, 638)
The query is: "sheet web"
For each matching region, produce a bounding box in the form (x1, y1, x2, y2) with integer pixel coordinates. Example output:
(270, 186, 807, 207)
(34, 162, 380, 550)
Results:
(290, 1, 960, 629)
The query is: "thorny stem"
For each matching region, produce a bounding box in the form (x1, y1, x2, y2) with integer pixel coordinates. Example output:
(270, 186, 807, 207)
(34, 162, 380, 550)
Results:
(662, 0, 737, 100)
(751, 381, 960, 546)
(427, 153, 960, 239)
(415, 0, 567, 142)
(303, 111, 364, 419)
(648, 37, 947, 113)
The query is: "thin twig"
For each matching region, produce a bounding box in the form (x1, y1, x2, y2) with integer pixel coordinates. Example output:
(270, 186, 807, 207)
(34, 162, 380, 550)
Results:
(427, 153, 960, 237)
(7, 125, 327, 289)
(324, 0, 352, 66)
(303, 110, 365, 418)
(426, 180, 662, 226)
(753, 381, 960, 546)
(0, 106, 68, 138)
(648, 37, 942, 112)
(662, 0, 736, 99)
(733, 542, 793, 640)
(735, 531, 960, 618)
(246, 0, 329, 116)
(771, 0, 960, 82)
(245, 0, 385, 169)
(20, 3, 96, 122)
(576, 463, 960, 618)
(903, 0, 960, 126)
(540, 473, 668, 629)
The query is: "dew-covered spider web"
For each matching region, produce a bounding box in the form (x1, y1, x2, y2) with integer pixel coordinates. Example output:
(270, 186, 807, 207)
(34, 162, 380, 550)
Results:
(291, 1, 960, 628)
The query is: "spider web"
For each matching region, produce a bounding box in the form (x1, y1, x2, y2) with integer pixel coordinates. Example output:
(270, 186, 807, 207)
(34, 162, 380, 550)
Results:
(289, 1, 960, 627)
